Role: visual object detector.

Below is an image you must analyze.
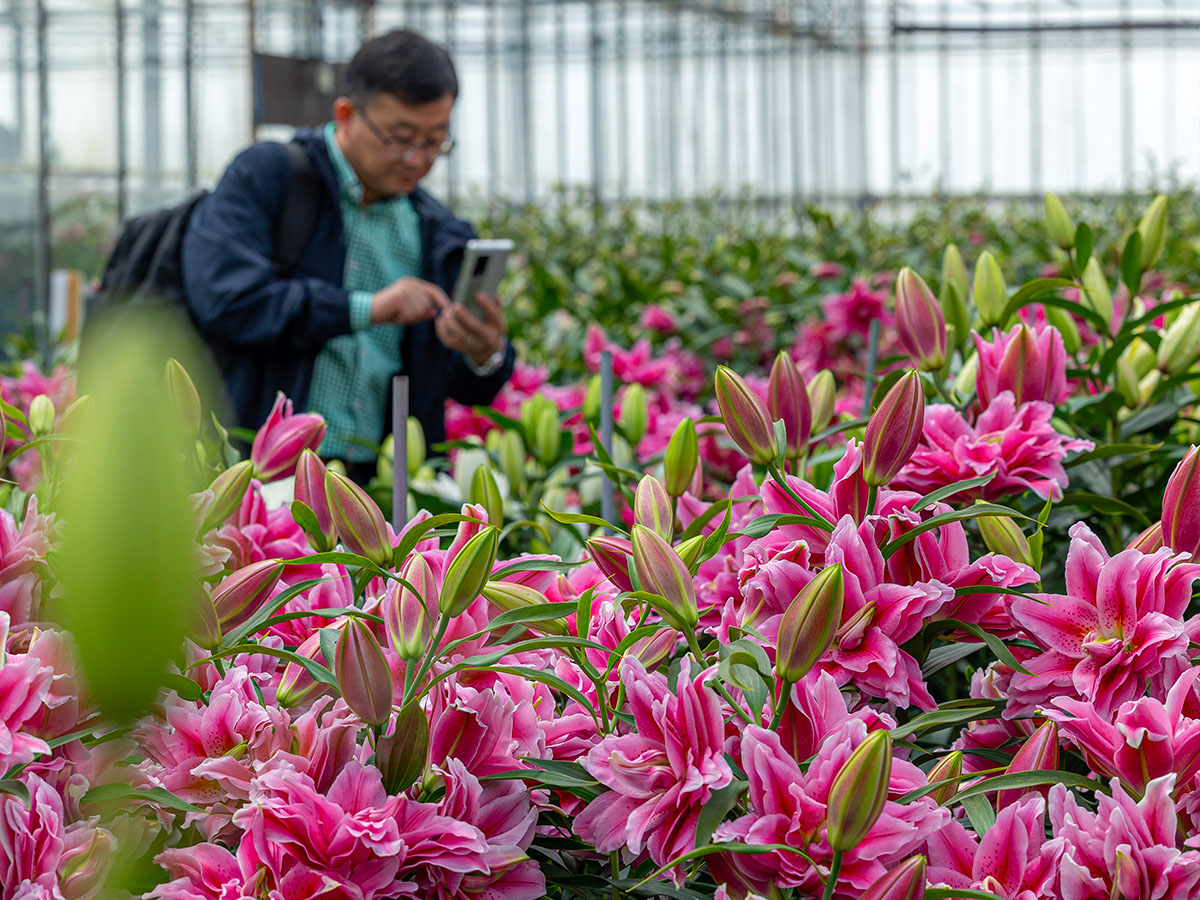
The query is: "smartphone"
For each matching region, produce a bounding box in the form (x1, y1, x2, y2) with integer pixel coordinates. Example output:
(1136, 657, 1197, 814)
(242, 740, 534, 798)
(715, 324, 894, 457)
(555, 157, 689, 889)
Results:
(452, 238, 513, 320)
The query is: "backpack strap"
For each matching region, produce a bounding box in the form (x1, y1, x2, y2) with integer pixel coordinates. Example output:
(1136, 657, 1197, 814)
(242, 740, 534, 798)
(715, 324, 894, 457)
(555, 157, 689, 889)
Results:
(273, 141, 324, 274)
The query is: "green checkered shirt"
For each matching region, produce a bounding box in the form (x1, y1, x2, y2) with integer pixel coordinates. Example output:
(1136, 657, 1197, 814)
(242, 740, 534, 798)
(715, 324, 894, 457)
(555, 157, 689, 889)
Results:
(308, 122, 423, 462)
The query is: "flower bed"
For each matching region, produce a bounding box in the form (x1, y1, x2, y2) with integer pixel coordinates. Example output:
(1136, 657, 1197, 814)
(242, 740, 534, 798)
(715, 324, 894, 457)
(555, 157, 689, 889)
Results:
(2, 193, 1200, 898)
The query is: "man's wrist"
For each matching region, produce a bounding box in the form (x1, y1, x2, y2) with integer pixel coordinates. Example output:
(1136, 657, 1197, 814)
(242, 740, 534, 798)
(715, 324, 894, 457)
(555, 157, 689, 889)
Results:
(350, 291, 375, 331)
(466, 339, 507, 376)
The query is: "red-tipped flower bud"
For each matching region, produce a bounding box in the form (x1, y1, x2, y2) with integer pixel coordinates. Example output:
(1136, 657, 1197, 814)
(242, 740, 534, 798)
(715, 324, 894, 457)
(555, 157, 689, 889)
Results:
(996, 720, 1059, 810)
(250, 393, 327, 482)
(895, 268, 947, 372)
(211, 559, 283, 629)
(294, 449, 336, 552)
(201, 460, 254, 533)
(277, 630, 334, 708)
(325, 470, 392, 568)
(862, 371, 925, 487)
(631, 524, 699, 629)
(587, 535, 634, 593)
(860, 854, 926, 900)
(767, 351, 812, 460)
(384, 553, 437, 661)
(627, 626, 678, 669)
(1129, 520, 1164, 553)
(926, 750, 964, 807)
(826, 730, 893, 852)
(439, 526, 500, 617)
(1162, 446, 1200, 558)
(775, 564, 844, 684)
(634, 474, 674, 541)
(714, 365, 776, 465)
(335, 617, 392, 726)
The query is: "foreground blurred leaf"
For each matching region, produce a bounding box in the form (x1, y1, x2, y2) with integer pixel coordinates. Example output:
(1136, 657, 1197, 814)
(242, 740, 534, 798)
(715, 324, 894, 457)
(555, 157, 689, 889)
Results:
(54, 313, 203, 722)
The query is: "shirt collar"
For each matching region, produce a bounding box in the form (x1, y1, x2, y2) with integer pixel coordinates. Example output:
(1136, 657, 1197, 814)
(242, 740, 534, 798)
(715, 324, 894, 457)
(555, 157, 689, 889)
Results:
(324, 121, 364, 205)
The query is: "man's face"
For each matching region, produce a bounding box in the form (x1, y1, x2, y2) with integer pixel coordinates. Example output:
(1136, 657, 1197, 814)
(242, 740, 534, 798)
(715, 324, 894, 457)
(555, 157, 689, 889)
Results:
(334, 92, 454, 201)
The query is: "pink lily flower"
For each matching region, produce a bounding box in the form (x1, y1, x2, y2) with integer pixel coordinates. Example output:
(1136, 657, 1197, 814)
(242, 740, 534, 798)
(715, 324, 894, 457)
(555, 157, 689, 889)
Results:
(249, 393, 327, 483)
(975, 322, 1070, 408)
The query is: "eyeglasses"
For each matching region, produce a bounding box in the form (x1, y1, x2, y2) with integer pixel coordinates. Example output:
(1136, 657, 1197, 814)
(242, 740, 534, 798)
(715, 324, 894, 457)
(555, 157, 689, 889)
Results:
(355, 104, 455, 162)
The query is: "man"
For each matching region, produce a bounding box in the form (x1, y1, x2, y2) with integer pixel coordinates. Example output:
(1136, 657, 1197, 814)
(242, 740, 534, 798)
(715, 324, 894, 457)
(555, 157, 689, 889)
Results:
(182, 29, 513, 479)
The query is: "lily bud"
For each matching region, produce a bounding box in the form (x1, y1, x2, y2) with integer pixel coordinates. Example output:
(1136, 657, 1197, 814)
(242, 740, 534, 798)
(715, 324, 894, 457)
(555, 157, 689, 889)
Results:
(1043, 304, 1082, 356)
(942, 243, 969, 300)
(976, 505, 1034, 567)
(634, 474, 673, 541)
(895, 268, 947, 372)
(325, 470, 392, 568)
(996, 720, 1059, 810)
(335, 617, 392, 726)
(164, 358, 202, 438)
(1128, 520, 1164, 553)
(1043, 192, 1075, 249)
(28, 394, 55, 437)
(807, 369, 837, 436)
(294, 449, 336, 552)
(211, 559, 283, 629)
(954, 352, 979, 399)
(277, 631, 334, 707)
(481, 580, 567, 635)
(469, 464, 504, 526)
(1157, 302, 1200, 375)
(767, 351, 812, 459)
(189, 589, 223, 651)
(532, 405, 562, 466)
(407, 416, 425, 477)
(202, 460, 254, 533)
(1080, 257, 1114, 328)
(972, 251, 1008, 328)
(926, 750, 964, 806)
(621, 383, 648, 446)
(374, 701, 429, 794)
(498, 429, 526, 494)
(663, 417, 699, 497)
(714, 365, 775, 465)
(587, 535, 634, 593)
(675, 534, 705, 571)
(385, 553, 437, 661)
(59, 826, 117, 900)
(1137, 194, 1169, 269)
(628, 626, 678, 669)
(1116, 356, 1142, 408)
(862, 371, 925, 487)
(631, 524, 699, 629)
(860, 854, 926, 900)
(1125, 337, 1157, 378)
(251, 393, 327, 482)
(775, 564, 844, 684)
(439, 526, 500, 617)
(582, 374, 602, 424)
(940, 244, 971, 351)
(1162, 446, 1200, 558)
(826, 730, 893, 852)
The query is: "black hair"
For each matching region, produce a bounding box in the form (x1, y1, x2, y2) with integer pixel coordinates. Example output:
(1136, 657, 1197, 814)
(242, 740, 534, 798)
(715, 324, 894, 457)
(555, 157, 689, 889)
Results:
(344, 29, 458, 106)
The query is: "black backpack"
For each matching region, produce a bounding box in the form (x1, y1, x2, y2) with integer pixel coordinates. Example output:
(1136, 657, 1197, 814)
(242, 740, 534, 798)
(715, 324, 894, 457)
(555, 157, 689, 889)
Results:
(90, 141, 323, 317)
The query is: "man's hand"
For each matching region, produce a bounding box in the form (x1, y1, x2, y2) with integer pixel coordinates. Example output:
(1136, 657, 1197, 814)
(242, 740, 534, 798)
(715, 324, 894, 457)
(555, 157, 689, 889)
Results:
(370, 277, 449, 325)
(436, 292, 508, 368)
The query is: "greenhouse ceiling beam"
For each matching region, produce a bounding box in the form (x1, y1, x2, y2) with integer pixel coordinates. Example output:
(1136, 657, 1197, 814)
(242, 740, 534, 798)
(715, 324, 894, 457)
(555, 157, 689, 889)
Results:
(894, 20, 1200, 35)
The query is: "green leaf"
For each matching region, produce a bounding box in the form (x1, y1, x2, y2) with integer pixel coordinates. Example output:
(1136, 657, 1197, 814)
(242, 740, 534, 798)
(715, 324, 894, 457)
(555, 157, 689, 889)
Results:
(391, 513, 487, 569)
(487, 602, 578, 630)
(923, 641, 986, 676)
(1121, 231, 1143, 295)
(162, 674, 205, 702)
(998, 277, 1081, 326)
(1120, 390, 1195, 438)
(961, 792, 997, 835)
(1065, 442, 1160, 468)
(0, 779, 30, 806)
(540, 504, 628, 536)
(935, 619, 1034, 676)
(910, 471, 997, 511)
(473, 406, 526, 440)
(83, 783, 207, 814)
(928, 888, 1008, 900)
(890, 698, 1006, 741)
(1058, 492, 1152, 527)
(881, 503, 1035, 557)
(198, 643, 338, 688)
(734, 512, 831, 541)
(694, 780, 748, 845)
(952, 769, 1103, 804)
(490, 558, 579, 579)
(1074, 222, 1093, 269)
(700, 493, 738, 563)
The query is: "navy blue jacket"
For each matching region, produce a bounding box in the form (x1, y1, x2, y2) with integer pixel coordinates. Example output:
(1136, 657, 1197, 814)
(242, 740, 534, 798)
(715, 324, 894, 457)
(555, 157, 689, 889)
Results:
(180, 127, 514, 449)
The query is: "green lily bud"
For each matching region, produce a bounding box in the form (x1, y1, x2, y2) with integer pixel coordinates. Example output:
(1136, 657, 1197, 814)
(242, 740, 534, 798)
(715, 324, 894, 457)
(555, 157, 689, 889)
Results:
(940, 244, 971, 351)
(28, 394, 55, 437)
(926, 750, 964, 806)
(384, 553, 437, 661)
(621, 383, 648, 446)
(1116, 356, 1142, 408)
(532, 406, 562, 467)
(674, 534, 705, 571)
(1080, 257, 1114, 328)
(277, 630, 334, 707)
(582, 374, 602, 424)
(325, 470, 392, 568)
(714, 365, 775, 465)
(335, 617, 392, 726)
(1043, 192, 1075, 249)
(1158, 301, 1200, 375)
(826, 730, 893, 852)
(775, 563, 844, 684)
(211, 559, 284, 629)
(862, 371, 925, 487)
(201, 460, 254, 533)
(1125, 337, 1157, 378)
(975, 503, 1034, 566)
(498, 430, 527, 494)
(954, 353, 979, 399)
(942, 242, 969, 300)
(374, 701, 428, 794)
(469, 464, 505, 526)
(407, 416, 425, 478)
(1043, 304, 1082, 356)
(164, 358, 202, 438)
(1139, 369, 1163, 405)
(439, 526, 500, 617)
(631, 524, 699, 629)
(972, 251, 1008, 328)
(633, 474, 673, 541)
(1137, 194, 1169, 270)
(807, 369, 837, 437)
(481, 580, 567, 635)
(663, 417, 699, 497)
